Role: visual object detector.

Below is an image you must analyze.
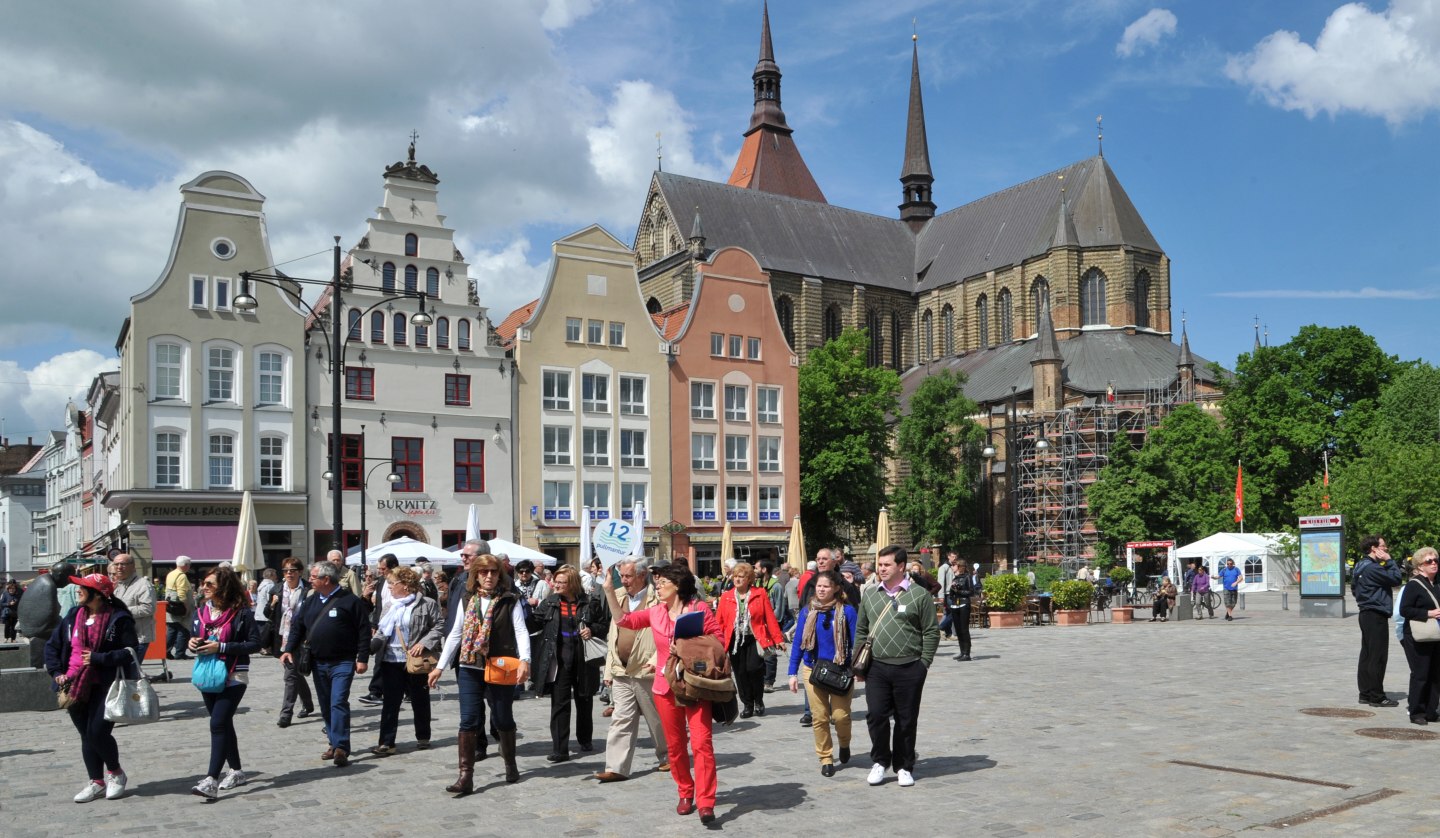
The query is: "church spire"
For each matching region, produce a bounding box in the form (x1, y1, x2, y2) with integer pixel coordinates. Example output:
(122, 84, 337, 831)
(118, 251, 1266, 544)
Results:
(898, 34, 935, 230)
(1031, 289, 1064, 413)
(747, 1, 790, 135)
(1051, 176, 1079, 248)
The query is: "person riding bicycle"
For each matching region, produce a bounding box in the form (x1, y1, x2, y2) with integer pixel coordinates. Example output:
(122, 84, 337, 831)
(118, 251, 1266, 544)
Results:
(1190, 563, 1213, 619)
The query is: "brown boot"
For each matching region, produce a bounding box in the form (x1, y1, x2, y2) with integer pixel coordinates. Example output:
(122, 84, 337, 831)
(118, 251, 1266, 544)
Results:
(445, 730, 476, 795)
(497, 729, 519, 784)
(475, 730, 488, 762)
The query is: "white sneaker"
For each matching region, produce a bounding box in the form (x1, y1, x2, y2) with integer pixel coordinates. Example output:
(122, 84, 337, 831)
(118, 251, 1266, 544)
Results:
(104, 769, 127, 800)
(191, 776, 218, 799)
(73, 781, 105, 803)
(218, 769, 247, 790)
(867, 763, 887, 786)
(897, 769, 915, 787)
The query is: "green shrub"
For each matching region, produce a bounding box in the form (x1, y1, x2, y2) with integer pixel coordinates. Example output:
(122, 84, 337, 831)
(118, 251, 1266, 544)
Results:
(982, 573, 1030, 612)
(1050, 580, 1094, 610)
(1107, 566, 1135, 588)
(1031, 564, 1062, 592)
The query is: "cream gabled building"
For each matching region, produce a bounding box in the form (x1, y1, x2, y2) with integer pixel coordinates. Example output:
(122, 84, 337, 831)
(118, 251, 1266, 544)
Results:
(499, 226, 672, 566)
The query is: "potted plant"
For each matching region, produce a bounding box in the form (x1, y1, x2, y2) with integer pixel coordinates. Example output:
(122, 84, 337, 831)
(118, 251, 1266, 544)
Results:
(982, 573, 1029, 628)
(1107, 566, 1136, 623)
(1049, 580, 1093, 626)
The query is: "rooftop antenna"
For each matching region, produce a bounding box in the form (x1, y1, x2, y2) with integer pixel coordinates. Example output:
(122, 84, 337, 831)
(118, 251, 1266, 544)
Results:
(656, 131, 663, 172)
(1096, 115, 1103, 158)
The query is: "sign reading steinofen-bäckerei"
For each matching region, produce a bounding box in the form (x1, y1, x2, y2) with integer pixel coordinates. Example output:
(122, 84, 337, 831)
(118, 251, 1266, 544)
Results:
(593, 518, 639, 570)
(376, 498, 440, 516)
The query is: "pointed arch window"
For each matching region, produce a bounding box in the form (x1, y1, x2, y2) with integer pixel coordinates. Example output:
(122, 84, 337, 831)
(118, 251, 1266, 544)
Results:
(404, 265, 418, 294)
(1134, 270, 1151, 329)
(1031, 277, 1050, 326)
(426, 267, 440, 298)
(890, 311, 904, 369)
(393, 312, 409, 346)
(775, 295, 795, 349)
(437, 317, 450, 349)
(866, 309, 883, 367)
(404, 233, 418, 257)
(921, 309, 933, 360)
(976, 295, 990, 349)
(940, 304, 954, 355)
(1081, 269, 1107, 326)
(823, 305, 842, 344)
(998, 289, 1014, 343)
(370, 312, 385, 343)
(382, 262, 396, 292)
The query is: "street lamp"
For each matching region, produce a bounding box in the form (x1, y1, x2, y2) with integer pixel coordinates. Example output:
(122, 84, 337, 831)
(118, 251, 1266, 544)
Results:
(235, 238, 432, 551)
(321, 426, 399, 558)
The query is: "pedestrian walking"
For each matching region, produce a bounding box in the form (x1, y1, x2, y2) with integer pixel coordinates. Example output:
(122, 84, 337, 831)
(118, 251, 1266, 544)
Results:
(358, 554, 400, 707)
(1220, 557, 1243, 620)
(280, 560, 371, 767)
(593, 558, 668, 784)
(531, 564, 610, 762)
(788, 570, 856, 777)
(1398, 547, 1440, 725)
(2, 579, 23, 641)
(1190, 563, 1213, 619)
(372, 566, 443, 756)
(1354, 535, 1403, 707)
(253, 568, 277, 651)
(943, 563, 976, 660)
(271, 557, 314, 725)
(188, 566, 262, 799)
(109, 554, 155, 654)
(164, 556, 195, 659)
(716, 561, 784, 718)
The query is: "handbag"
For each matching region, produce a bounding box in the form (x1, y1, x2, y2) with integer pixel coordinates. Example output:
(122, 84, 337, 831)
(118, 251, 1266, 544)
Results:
(293, 642, 313, 677)
(406, 647, 439, 675)
(583, 635, 608, 664)
(191, 653, 229, 693)
(104, 649, 160, 724)
(1407, 579, 1440, 643)
(483, 655, 524, 685)
(165, 596, 188, 617)
(809, 658, 854, 695)
(57, 683, 79, 710)
(852, 597, 896, 677)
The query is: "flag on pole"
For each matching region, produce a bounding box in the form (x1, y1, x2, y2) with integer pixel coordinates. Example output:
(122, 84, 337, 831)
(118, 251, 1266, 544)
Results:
(1234, 462, 1244, 524)
(1321, 451, 1331, 510)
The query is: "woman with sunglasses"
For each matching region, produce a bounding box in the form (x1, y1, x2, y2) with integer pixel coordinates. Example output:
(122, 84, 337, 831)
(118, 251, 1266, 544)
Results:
(531, 564, 610, 762)
(188, 566, 262, 799)
(1399, 547, 1440, 725)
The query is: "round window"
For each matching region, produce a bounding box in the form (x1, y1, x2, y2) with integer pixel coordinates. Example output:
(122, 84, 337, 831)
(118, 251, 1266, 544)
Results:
(211, 238, 236, 260)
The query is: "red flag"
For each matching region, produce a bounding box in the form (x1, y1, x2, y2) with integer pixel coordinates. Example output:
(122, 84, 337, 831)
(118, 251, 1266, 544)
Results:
(1321, 460, 1330, 510)
(1234, 463, 1244, 523)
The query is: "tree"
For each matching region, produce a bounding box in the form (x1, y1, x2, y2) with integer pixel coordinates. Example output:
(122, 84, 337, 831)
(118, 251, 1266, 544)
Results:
(1372, 363, 1440, 446)
(890, 370, 985, 552)
(797, 329, 901, 548)
(1088, 404, 1236, 558)
(1221, 325, 1400, 530)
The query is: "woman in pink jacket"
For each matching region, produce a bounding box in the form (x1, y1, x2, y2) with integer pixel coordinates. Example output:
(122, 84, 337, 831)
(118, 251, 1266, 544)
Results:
(603, 562, 722, 824)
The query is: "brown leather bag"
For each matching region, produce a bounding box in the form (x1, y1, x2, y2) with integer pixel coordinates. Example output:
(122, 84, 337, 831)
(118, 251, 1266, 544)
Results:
(664, 634, 735, 706)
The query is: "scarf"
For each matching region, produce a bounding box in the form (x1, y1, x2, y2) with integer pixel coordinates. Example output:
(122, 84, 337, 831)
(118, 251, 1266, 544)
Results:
(459, 591, 500, 666)
(800, 597, 847, 665)
(379, 593, 417, 643)
(730, 587, 753, 653)
(197, 601, 238, 646)
(66, 605, 112, 701)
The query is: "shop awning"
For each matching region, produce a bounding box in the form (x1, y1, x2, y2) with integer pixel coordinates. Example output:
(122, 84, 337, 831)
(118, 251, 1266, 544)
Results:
(147, 522, 238, 563)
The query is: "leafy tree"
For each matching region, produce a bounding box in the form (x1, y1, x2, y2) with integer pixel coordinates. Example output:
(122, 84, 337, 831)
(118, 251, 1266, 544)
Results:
(1088, 404, 1236, 557)
(1221, 325, 1400, 530)
(1372, 363, 1440, 446)
(797, 329, 901, 548)
(890, 370, 985, 552)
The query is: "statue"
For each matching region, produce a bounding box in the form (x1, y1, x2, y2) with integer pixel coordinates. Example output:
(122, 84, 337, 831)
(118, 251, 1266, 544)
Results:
(16, 562, 71, 667)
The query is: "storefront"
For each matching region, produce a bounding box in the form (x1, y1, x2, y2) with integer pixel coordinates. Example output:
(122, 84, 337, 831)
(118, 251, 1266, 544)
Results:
(106, 491, 307, 579)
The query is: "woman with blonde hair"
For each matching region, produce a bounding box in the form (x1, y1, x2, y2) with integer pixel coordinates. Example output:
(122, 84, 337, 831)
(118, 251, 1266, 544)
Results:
(372, 566, 443, 756)
(715, 561, 785, 718)
(531, 564, 610, 762)
(1399, 547, 1440, 725)
(788, 570, 857, 776)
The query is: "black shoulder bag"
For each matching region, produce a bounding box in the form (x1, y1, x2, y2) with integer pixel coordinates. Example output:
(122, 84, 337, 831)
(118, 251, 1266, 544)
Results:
(807, 609, 855, 696)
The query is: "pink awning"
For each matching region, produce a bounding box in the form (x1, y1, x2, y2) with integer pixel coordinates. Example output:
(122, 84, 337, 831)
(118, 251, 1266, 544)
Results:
(147, 522, 238, 564)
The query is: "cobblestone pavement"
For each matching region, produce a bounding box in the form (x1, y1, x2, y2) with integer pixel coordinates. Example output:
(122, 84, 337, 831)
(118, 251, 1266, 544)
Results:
(3, 596, 1436, 836)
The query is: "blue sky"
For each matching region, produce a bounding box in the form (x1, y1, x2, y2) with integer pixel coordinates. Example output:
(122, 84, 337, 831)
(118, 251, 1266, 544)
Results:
(1, 0, 1437, 440)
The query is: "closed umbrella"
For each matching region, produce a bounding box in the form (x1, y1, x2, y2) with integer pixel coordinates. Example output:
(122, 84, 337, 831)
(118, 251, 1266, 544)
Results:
(465, 503, 482, 543)
(579, 506, 592, 565)
(786, 515, 805, 574)
(631, 501, 647, 557)
(720, 519, 734, 565)
(875, 506, 891, 555)
(230, 490, 260, 584)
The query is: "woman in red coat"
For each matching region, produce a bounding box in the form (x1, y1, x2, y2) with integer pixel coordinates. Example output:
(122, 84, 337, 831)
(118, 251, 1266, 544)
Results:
(715, 561, 785, 718)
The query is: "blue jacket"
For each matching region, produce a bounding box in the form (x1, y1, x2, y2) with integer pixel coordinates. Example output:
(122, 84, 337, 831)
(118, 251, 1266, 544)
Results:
(1353, 557, 1403, 614)
(44, 605, 141, 695)
(787, 604, 857, 676)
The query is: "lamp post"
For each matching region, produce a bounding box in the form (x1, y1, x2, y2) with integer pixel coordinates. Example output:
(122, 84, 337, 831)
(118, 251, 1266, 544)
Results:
(235, 238, 431, 551)
(322, 425, 399, 559)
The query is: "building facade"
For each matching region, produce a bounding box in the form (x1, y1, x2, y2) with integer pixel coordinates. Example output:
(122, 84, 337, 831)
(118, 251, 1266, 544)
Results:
(0, 450, 45, 578)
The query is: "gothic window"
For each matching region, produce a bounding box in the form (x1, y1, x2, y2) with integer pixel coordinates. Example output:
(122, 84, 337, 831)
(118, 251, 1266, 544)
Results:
(775, 295, 795, 349)
(823, 305, 842, 344)
(921, 309, 933, 360)
(1031, 277, 1050, 323)
(866, 309, 883, 367)
(1134, 270, 1151, 329)
(998, 289, 1014, 343)
(1081, 268, 1108, 326)
(890, 311, 904, 369)
(976, 295, 990, 349)
(940, 304, 954, 355)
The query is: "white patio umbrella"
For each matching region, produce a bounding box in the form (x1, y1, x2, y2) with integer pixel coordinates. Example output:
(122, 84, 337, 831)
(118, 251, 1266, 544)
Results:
(230, 490, 260, 584)
(579, 506, 592, 565)
(465, 503, 482, 543)
(356, 536, 455, 566)
(631, 501, 647, 557)
(451, 537, 557, 567)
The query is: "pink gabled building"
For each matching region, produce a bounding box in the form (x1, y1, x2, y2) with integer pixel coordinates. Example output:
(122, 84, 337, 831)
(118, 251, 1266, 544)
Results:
(665, 246, 799, 574)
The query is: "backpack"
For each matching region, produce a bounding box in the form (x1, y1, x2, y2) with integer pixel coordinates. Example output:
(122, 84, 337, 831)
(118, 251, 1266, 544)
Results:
(664, 633, 735, 706)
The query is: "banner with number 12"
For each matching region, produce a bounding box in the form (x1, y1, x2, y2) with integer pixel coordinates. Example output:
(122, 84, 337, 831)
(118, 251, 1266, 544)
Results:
(593, 518, 639, 571)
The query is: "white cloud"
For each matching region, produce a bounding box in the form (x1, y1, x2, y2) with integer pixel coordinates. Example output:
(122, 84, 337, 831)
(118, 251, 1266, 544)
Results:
(541, 0, 600, 30)
(1213, 286, 1440, 300)
(1116, 8, 1178, 57)
(1226, 0, 1440, 125)
(0, 351, 116, 441)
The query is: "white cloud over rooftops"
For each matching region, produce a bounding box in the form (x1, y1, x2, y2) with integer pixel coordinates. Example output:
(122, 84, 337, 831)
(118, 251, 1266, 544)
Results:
(1116, 8, 1178, 57)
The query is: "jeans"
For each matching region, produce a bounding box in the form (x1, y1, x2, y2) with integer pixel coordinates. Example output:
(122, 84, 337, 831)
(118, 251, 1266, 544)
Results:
(1358, 610, 1391, 702)
(280, 657, 314, 719)
(202, 682, 247, 779)
(68, 694, 120, 781)
(457, 665, 517, 734)
(865, 659, 927, 773)
(312, 660, 356, 752)
(378, 661, 432, 746)
(166, 622, 191, 657)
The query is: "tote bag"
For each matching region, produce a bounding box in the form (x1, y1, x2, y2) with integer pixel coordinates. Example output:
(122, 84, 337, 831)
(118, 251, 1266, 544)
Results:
(105, 648, 160, 724)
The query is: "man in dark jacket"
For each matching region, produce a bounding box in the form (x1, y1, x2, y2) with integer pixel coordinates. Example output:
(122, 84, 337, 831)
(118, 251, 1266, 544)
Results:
(945, 567, 977, 661)
(280, 561, 370, 767)
(1354, 535, 1403, 707)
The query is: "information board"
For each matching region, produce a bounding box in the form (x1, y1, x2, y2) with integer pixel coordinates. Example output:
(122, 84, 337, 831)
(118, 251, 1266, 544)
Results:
(1299, 528, 1344, 597)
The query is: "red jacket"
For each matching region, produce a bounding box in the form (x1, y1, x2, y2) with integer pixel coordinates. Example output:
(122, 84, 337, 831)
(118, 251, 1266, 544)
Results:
(716, 586, 784, 649)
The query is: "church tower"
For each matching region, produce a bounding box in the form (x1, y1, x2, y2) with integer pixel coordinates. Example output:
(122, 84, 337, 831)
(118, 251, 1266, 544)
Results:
(898, 35, 936, 231)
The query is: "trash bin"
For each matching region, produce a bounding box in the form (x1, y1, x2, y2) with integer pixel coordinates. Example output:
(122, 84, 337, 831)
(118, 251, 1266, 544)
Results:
(1176, 593, 1193, 621)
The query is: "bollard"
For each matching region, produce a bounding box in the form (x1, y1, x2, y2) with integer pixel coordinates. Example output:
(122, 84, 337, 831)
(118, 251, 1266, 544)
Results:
(1240, 592, 1246, 611)
(1282, 591, 1289, 611)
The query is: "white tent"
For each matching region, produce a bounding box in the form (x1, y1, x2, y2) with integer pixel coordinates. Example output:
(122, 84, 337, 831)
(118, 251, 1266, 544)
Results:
(448, 537, 558, 567)
(1174, 532, 1288, 592)
(350, 536, 456, 567)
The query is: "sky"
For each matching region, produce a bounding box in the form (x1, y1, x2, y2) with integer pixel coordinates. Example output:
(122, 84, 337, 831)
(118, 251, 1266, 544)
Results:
(2, 0, 1438, 442)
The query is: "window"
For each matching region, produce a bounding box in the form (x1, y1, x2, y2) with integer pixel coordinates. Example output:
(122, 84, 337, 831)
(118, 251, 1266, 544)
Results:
(542, 370, 572, 411)
(587, 319, 603, 344)
(153, 343, 182, 399)
(725, 435, 749, 470)
(823, 306, 842, 343)
(723, 335, 738, 358)
(1081, 268, 1107, 326)
(608, 321, 625, 346)
(691, 433, 716, 470)
(891, 311, 904, 369)
(437, 317, 450, 348)
(1134, 271, 1151, 329)
(370, 311, 385, 343)
(206, 346, 235, 402)
(582, 428, 610, 467)
(620, 429, 646, 467)
(724, 384, 748, 422)
(566, 318, 582, 342)
(691, 381, 715, 420)
(331, 433, 363, 490)
(1032, 277, 1051, 321)
(543, 426, 572, 465)
(208, 434, 235, 489)
(976, 295, 990, 348)
(726, 485, 749, 520)
(543, 480, 573, 520)
(922, 310, 933, 359)
(620, 483, 647, 516)
(582, 373, 609, 413)
(711, 333, 724, 356)
(756, 387, 779, 423)
(941, 304, 955, 355)
(776, 295, 795, 348)
(758, 436, 781, 472)
(445, 374, 471, 406)
(404, 264, 418, 294)
(415, 323, 429, 347)
(393, 312, 408, 345)
(1244, 556, 1263, 584)
(454, 440, 485, 492)
(392, 437, 423, 492)
(692, 484, 716, 521)
(190, 276, 207, 308)
(619, 376, 646, 415)
(426, 266, 440, 296)
(348, 309, 362, 341)
(583, 481, 611, 514)
(404, 233, 418, 257)
(214, 277, 231, 311)
(458, 319, 471, 350)
(747, 337, 761, 360)
(998, 289, 1013, 343)
(382, 262, 396, 292)
(867, 309, 883, 367)
(155, 432, 181, 488)
(259, 436, 284, 489)
(345, 367, 374, 400)
(759, 486, 781, 521)
(258, 351, 284, 405)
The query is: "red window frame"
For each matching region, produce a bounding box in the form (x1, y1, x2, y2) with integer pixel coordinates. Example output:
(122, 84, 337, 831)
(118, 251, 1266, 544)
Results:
(445, 374, 471, 406)
(345, 367, 374, 400)
(326, 433, 364, 490)
(392, 437, 424, 492)
(454, 439, 485, 492)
